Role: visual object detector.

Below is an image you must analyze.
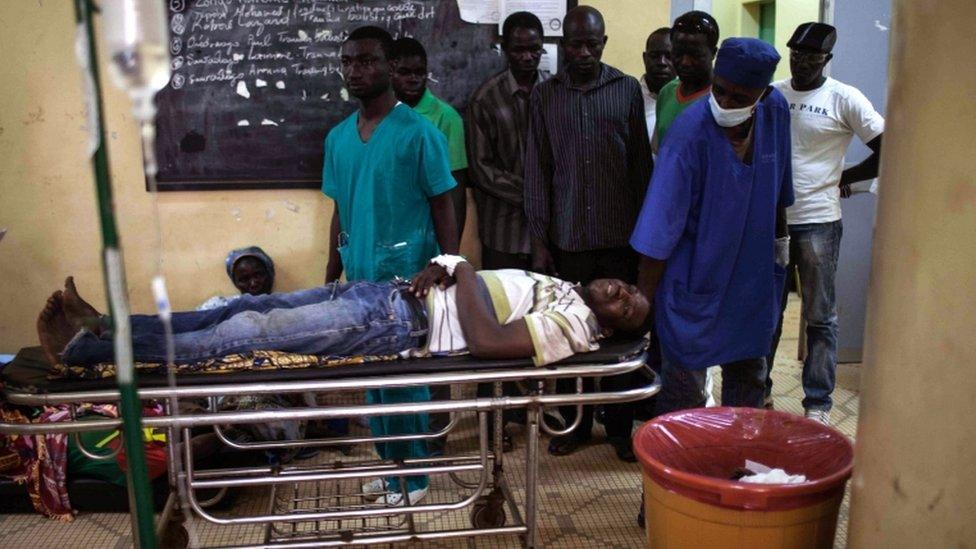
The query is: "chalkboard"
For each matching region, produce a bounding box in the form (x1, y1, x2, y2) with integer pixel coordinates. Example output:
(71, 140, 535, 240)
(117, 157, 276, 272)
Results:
(154, 0, 508, 191)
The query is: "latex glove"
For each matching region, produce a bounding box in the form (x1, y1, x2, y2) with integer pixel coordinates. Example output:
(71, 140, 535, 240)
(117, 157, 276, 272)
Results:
(775, 236, 790, 268)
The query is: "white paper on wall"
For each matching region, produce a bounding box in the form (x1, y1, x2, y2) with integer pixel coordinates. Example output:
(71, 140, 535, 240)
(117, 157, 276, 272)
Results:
(538, 43, 559, 74)
(499, 0, 566, 37)
(457, 0, 500, 24)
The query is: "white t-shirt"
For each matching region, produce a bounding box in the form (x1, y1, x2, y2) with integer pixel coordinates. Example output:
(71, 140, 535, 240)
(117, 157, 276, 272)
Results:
(772, 77, 885, 225)
(640, 76, 657, 145)
(422, 269, 600, 366)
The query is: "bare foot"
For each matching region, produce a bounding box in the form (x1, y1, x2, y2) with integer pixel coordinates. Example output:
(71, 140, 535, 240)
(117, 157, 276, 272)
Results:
(62, 276, 103, 335)
(37, 291, 75, 366)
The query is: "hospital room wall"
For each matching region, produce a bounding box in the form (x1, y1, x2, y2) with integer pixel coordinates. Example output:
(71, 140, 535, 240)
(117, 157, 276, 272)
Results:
(0, 1, 669, 351)
(849, 0, 976, 544)
(708, 0, 822, 82)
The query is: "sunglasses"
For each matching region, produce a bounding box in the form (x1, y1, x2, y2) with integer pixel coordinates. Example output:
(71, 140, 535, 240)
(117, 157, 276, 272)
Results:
(790, 49, 830, 63)
(673, 17, 718, 36)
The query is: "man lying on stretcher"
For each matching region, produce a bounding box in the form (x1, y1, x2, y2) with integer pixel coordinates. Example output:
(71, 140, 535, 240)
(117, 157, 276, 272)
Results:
(37, 254, 651, 368)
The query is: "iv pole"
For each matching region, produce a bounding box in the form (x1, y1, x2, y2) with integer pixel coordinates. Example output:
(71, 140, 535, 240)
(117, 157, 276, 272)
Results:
(73, 0, 158, 546)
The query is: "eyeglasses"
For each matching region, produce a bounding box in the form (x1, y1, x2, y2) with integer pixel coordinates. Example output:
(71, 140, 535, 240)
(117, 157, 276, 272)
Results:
(790, 49, 830, 63)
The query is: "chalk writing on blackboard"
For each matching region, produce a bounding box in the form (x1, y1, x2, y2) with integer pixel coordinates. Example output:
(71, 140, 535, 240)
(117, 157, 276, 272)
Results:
(154, 0, 504, 190)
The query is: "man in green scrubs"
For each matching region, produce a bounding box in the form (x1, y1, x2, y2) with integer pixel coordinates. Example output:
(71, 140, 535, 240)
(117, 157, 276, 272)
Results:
(322, 26, 459, 506)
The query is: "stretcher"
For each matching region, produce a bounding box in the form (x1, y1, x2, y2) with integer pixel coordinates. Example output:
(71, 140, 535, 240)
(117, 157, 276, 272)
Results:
(0, 337, 657, 548)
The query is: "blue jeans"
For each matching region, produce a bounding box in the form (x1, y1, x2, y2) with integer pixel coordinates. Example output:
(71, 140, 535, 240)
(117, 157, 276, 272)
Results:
(63, 281, 425, 365)
(654, 353, 766, 416)
(767, 221, 842, 411)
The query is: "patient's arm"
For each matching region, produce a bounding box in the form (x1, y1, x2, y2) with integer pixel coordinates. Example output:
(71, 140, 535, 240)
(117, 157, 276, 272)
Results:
(453, 262, 535, 359)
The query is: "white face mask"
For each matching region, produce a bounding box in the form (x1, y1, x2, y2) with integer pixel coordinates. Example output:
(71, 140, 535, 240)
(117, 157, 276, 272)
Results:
(709, 92, 760, 128)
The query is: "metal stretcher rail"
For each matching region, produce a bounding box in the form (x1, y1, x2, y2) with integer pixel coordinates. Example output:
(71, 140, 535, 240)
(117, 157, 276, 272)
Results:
(0, 349, 658, 548)
(3, 357, 645, 406)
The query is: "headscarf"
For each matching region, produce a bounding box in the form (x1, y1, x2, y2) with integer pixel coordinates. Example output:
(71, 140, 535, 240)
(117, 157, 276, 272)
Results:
(225, 246, 275, 285)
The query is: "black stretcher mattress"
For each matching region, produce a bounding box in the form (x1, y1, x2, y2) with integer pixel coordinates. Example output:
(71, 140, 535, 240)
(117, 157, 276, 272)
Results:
(1, 338, 648, 394)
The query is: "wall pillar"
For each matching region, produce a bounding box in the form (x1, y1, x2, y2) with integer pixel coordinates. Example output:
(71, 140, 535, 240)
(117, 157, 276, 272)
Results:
(848, 0, 976, 546)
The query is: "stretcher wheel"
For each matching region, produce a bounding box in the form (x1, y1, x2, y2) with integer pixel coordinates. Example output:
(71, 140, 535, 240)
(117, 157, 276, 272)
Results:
(470, 499, 507, 528)
(159, 524, 190, 548)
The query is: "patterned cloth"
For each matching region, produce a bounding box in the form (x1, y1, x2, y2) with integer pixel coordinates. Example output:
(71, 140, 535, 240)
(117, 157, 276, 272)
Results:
(0, 406, 74, 521)
(52, 350, 400, 381)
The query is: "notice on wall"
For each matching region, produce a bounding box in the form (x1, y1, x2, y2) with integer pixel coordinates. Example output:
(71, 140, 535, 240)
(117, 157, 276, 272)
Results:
(539, 43, 559, 74)
(457, 0, 500, 23)
(499, 0, 566, 36)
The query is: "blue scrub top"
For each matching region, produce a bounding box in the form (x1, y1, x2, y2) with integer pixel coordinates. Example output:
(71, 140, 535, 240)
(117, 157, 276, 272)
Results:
(323, 104, 457, 282)
(630, 90, 795, 369)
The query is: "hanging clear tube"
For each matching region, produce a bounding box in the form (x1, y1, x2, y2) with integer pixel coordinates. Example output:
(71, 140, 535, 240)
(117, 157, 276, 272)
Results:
(102, 1, 197, 545)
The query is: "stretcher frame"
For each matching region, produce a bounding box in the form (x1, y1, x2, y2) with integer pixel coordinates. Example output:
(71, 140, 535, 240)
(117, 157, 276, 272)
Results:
(0, 346, 657, 548)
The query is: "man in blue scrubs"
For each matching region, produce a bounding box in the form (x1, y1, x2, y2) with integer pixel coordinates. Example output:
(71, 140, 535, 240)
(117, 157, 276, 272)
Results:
(322, 26, 459, 506)
(631, 38, 794, 414)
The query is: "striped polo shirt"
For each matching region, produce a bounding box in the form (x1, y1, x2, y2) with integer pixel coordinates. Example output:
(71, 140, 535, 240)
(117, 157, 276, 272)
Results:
(421, 269, 600, 366)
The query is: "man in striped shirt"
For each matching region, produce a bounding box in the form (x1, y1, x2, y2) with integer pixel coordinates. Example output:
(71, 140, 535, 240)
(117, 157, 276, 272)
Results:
(523, 6, 652, 460)
(467, 11, 548, 271)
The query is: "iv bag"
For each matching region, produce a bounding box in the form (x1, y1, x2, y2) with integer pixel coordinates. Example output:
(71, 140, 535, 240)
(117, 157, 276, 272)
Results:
(102, 0, 170, 122)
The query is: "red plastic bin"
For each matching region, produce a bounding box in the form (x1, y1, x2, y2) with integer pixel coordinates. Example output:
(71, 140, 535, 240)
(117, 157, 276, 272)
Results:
(635, 407, 854, 548)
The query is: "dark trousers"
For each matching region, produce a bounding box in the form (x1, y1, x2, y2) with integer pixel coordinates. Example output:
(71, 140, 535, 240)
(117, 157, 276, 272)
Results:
(450, 175, 467, 242)
(480, 244, 532, 271)
(655, 355, 767, 416)
(553, 246, 639, 440)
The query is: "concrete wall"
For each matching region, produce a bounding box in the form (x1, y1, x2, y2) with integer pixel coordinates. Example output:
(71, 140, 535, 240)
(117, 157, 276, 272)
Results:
(0, 1, 666, 351)
(848, 0, 976, 545)
(831, 0, 890, 362)
(0, 1, 327, 351)
(590, 0, 672, 78)
(708, 0, 821, 81)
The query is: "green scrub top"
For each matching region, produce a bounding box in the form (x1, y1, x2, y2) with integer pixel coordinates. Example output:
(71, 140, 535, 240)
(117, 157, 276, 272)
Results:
(412, 89, 468, 171)
(322, 103, 457, 282)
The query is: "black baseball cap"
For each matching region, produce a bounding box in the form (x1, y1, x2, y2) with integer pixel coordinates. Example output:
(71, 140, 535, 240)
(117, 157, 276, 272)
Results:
(787, 22, 837, 53)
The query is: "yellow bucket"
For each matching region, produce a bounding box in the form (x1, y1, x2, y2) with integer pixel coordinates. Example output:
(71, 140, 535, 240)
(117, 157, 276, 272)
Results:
(635, 408, 853, 549)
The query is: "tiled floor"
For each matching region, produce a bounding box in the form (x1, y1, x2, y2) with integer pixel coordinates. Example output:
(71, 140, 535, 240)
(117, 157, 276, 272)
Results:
(0, 295, 860, 548)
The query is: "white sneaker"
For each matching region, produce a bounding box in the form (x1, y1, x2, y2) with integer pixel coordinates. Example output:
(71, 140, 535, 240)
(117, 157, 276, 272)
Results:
(361, 478, 387, 502)
(381, 486, 428, 507)
(804, 409, 831, 425)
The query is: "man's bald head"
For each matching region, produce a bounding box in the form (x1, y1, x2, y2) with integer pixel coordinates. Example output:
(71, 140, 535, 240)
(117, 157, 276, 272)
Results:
(561, 6, 608, 84)
(563, 5, 605, 37)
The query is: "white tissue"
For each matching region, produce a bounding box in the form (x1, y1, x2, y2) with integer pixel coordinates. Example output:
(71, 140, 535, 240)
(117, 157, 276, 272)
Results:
(739, 460, 806, 484)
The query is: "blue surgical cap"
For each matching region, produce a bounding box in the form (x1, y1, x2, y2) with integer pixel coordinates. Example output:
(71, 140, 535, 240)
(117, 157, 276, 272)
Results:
(225, 246, 275, 283)
(714, 37, 780, 89)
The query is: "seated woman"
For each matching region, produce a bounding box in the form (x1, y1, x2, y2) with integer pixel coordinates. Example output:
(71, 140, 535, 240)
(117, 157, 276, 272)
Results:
(197, 246, 275, 310)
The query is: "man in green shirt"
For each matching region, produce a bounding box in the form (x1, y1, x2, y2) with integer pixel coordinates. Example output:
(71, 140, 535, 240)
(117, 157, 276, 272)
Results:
(391, 37, 469, 242)
(653, 11, 719, 149)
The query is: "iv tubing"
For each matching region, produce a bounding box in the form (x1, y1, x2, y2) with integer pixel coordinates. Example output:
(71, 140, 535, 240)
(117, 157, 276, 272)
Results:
(74, 1, 157, 546)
